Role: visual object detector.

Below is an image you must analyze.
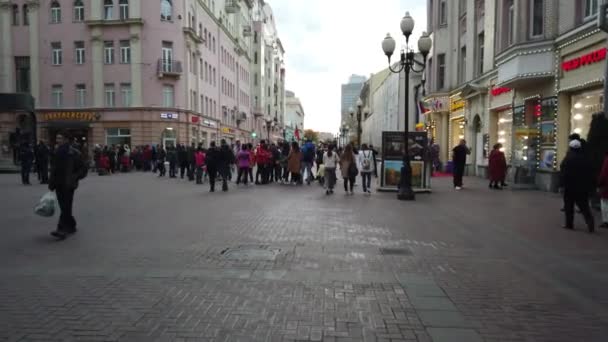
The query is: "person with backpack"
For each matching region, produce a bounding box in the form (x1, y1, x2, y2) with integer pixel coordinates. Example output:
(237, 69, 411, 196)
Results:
(48, 131, 88, 240)
(340, 144, 358, 195)
(301, 139, 316, 185)
(358, 144, 375, 194)
(323, 145, 339, 195)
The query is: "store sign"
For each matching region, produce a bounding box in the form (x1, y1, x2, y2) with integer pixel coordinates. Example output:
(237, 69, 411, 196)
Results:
(562, 48, 607, 72)
(222, 127, 236, 134)
(450, 99, 465, 112)
(203, 120, 217, 128)
(160, 112, 179, 119)
(191, 116, 200, 123)
(427, 97, 448, 111)
(491, 87, 511, 97)
(42, 111, 99, 121)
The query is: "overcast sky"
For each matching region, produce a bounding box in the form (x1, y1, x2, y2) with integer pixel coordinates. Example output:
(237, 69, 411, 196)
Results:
(270, 0, 427, 134)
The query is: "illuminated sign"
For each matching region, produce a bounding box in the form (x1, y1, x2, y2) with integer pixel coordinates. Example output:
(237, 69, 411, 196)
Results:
(42, 112, 99, 121)
(160, 112, 179, 119)
(191, 116, 200, 123)
(491, 87, 511, 97)
(450, 99, 465, 112)
(222, 127, 236, 134)
(562, 48, 607, 72)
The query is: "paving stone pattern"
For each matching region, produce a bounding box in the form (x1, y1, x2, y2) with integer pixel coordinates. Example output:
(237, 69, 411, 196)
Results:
(1, 174, 608, 341)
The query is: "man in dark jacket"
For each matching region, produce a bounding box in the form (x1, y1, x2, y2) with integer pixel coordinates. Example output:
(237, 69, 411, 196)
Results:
(452, 139, 470, 190)
(177, 144, 188, 179)
(187, 143, 196, 181)
(206, 141, 232, 192)
(36, 140, 50, 184)
(167, 145, 177, 178)
(157, 145, 167, 177)
(49, 132, 87, 239)
(219, 139, 234, 191)
(561, 139, 595, 232)
(19, 142, 34, 185)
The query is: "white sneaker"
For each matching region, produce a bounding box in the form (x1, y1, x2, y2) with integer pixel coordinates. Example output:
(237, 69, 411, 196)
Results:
(455, 186, 462, 190)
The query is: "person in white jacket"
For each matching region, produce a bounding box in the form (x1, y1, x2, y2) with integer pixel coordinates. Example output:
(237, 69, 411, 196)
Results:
(358, 144, 375, 194)
(323, 145, 339, 195)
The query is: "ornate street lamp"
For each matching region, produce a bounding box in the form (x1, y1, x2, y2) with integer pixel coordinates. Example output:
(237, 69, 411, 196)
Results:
(382, 11, 432, 201)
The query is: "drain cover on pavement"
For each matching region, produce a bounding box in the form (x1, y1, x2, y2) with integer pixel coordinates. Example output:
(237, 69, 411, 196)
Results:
(379, 248, 412, 256)
(221, 246, 282, 261)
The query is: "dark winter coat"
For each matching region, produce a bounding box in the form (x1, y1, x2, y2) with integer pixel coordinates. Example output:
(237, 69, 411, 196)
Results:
(49, 143, 86, 190)
(598, 155, 608, 199)
(488, 149, 507, 182)
(560, 149, 594, 196)
(452, 145, 469, 166)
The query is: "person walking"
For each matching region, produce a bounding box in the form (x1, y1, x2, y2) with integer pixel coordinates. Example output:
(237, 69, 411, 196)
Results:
(370, 145, 379, 178)
(236, 144, 251, 186)
(194, 147, 206, 184)
(287, 142, 303, 185)
(452, 139, 470, 190)
(48, 132, 88, 240)
(301, 139, 316, 185)
(315, 144, 325, 176)
(177, 144, 188, 179)
(323, 145, 339, 195)
(157, 145, 167, 177)
(560, 139, 595, 232)
(247, 143, 255, 183)
(488, 143, 507, 190)
(598, 152, 608, 228)
(206, 141, 220, 192)
(35, 140, 50, 184)
(19, 142, 34, 185)
(340, 144, 358, 195)
(280, 142, 290, 184)
(218, 139, 234, 191)
(187, 143, 196, 181)
(359, 144, 375, 194)
(167, 145, 178, 178)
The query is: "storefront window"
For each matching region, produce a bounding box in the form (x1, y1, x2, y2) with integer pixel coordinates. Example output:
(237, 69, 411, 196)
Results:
(201, 132, 208, 148)
(106, 128, 131, 146)
(451, 117, 465, 148)
(539, 97, 557, 170)
(512, 103, 537, 181)
(570, 88, 603, 139)
(497, 110, 513, 162)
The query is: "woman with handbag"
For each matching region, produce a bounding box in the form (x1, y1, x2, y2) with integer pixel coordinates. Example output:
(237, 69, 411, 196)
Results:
(340, 143, 358, 195)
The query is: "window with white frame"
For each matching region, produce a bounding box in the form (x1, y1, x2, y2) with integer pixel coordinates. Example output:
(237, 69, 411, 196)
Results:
(104, 41, 114, 64)
(530, 0, 543, 38)
(477, 33, 484, 76)
(12, 4, 19, 25)
(119, 0, 129, 20)
(161, 0, 172, 21)
(106, 128, 131, 146)
(23, 4, 29, 25)
(437, 53, 446, 89)
(104, 83, 116, 107)
(120, 40, 131, 63)
(76, 84, 86, 107)
(163, 85, 174, 107)
(73, 0, 84, 21)
(584, 0, 600, 19)
(439, 0, 447, 25)
(104, 0, 114, 20)
(121, 83, 132, 107)
(200, 59, 203, 79)
(51, 1, 61, 23)
(75, 41, 85, 65)
(52, 42, 62, 65)
(507, 0, 515, 46)
(459, 46, 467, 84)
(52, 85, 63, 108)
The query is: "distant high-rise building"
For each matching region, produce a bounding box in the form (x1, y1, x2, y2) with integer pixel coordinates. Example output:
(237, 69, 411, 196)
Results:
(341, 74, 366, 125)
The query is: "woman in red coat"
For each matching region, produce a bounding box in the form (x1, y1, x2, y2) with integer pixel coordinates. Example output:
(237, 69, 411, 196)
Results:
(597, 152, 608, 228)
(488, 143, 507, 190)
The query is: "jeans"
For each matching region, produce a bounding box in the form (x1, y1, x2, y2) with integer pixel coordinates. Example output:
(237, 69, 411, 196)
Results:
(325, 167, 336, 190)
(361, 172, 372, 192)
(301, 161, 314, 184)
(56, 187, 76, 232)
(21, 161, 32, 184)
(196, 166, 204, 184)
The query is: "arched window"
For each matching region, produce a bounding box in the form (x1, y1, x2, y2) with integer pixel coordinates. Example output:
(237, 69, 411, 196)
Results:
(23, 4, 29, 25)
(73, 0, 84, 22)
(104, 0, 114, 20)
(50, 1, 61, 24)
(119, 0, 129, 20)
(12, 4, 19, 25)
(161, 0, 172, 21)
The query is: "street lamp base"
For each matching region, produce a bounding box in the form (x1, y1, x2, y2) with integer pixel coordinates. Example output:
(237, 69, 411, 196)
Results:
(397, 164, 416, 201)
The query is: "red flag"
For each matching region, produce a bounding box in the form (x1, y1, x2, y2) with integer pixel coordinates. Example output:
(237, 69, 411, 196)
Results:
(294, 125, 301, 140)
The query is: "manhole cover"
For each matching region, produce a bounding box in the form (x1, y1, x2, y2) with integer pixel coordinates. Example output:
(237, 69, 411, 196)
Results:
(221, 246, 282, 261)
(379, 248, 412, 256)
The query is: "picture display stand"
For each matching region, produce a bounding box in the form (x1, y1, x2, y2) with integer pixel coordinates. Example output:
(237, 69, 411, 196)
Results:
(378, 131, 432, 193)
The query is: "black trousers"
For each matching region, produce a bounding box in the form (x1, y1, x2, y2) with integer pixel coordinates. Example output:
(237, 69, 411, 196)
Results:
(564, 192, 594, 229)
(169, 161, 177, 177)
(453, 163, 465, 187)
(344, 176, 355, 192)
(21, 162, 32, 184)
(248, 167, 254, 182)
(196, 166, 204, 184)
(237, 167, 249, 185)
(180, 163, 188, 179)
(56, 187, 76, 232)
(158, 161, 166, 176)
(362, 172, 372, 192)
(256, 165, 264, 183)
(39, 161, 49, 183)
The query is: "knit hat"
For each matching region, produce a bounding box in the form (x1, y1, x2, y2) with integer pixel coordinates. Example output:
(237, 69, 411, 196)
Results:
(569, 139, 582, 149)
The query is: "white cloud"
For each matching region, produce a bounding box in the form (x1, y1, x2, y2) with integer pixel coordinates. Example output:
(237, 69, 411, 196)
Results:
(269, 0, 427, 133)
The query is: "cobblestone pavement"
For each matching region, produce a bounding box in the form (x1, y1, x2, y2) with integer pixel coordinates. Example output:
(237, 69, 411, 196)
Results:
(1, 172, 608, 342)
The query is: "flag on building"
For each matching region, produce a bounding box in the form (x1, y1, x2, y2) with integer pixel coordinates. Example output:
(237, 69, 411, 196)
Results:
(294, 125, 301, 141)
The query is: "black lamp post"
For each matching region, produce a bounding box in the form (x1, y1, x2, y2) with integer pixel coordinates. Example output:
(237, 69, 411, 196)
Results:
(340, 125, 349, 148)
(382, 12, 432, 201)
(349, 98, 370, 149)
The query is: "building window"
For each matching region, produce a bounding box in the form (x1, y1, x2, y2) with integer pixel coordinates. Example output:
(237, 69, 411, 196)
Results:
(104, 41, 114, 64)
(507, 0, 515, 45)
(163, 85, 174, 107)
(76, 84, 86, 107)
(52, 85, 63, 108)
(212, 37, 216, 53)
(459, 46, 467, 83)
(204, 62, 208, 81)
(530, 0, 543, 38)
(51, 42, 62, 65)
(104, 0, 114, 20)
(75, 41, 85, 65)
(104, 83, 116, 107)
(23, 4, 29, 25)
(121, 83, 132, 107)
(459, 16, 466, 36)
(119, 0, 129, 20)
(477, 33, 484, 76)
(459, 0, 467, 15)
(12, 5, 19, 25)
(120, 40, 131, 63)
(161, 0, 172, 21)
(73, 0, 84, 22)
(191, 90, 198, 111)
(106, 128, 131, 146)
(437, 53, 445, 89)
(475, 0, 485, 18)
(161, 41, 173, 72)
(15, 57, 30, 93)
(584, 0, 600, 19)
(213, 68, 216, 86)
(439, 0, 447, 25)
(51, 1, 61, 23)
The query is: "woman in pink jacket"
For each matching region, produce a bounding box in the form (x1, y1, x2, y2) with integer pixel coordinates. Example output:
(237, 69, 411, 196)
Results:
(194, 147, 206, 184)
(236, 145, 251, 185)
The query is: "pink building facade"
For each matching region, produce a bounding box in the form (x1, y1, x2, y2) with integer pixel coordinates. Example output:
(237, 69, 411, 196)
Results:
(0, 0, 269, 150)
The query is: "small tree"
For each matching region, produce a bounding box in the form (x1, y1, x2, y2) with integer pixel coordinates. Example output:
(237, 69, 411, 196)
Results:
(303, 129, 319, 143)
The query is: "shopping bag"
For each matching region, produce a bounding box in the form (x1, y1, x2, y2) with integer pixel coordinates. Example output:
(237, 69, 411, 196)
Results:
(34, 191, 57, 217)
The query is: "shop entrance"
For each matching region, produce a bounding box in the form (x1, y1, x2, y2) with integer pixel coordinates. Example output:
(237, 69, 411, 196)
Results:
(161, 128, 177, 148)
(47, 127, 90, 147)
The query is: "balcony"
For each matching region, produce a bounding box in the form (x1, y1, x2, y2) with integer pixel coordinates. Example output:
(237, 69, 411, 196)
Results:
(225, 0, 240, 13)
(157, 59, 183, 78)
(183, 27, 205, 44)
(86, 18, 144, 27)
(495, 41, 554, 88)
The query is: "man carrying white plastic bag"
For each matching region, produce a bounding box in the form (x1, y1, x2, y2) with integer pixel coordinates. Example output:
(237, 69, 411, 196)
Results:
(34, 191, 58, 217)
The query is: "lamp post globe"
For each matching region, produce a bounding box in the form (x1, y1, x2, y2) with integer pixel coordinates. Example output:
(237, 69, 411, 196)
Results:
(418, 31, 432, 56)
(382, 33, 396, 58)
(400, 12, 414, 37)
